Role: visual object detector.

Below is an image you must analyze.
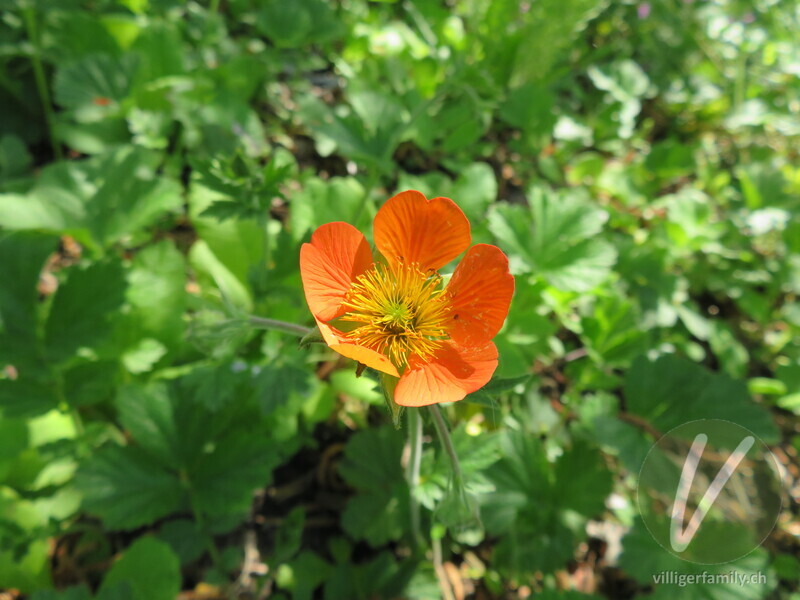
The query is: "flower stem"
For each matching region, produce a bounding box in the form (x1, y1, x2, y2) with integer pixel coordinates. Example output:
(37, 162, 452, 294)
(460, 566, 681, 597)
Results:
(406, 408, 423, 552)
(248, 316, 312, 337)
(428, 404, 463, 490)
(23, 5, 61, 161)
(432, 531, 455, 600)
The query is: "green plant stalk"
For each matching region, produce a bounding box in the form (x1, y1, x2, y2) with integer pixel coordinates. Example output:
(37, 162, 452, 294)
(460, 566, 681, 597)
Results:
(406, 408, 424, 552)
(258, 211, 272, 298)
(431, 531, 455, 600)
(428, 404, 464, 491)
(248, 316, 311, 337)
(23, 6, 62, 161)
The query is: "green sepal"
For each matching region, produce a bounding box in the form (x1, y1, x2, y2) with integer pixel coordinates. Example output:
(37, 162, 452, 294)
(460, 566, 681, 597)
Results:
(380, 373, 403, 428)
(298, 326, 324, 349)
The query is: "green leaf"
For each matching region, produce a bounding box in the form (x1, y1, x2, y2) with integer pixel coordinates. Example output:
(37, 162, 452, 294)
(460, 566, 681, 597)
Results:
(63, 360, 118, 407)
(98, 537, 181, 600)
(54, 53, 138, 111)
(126, 240, 187, 350)
(85, 149, 182, 247)
(122, 339, 167, 374)
(339, 427, 409, 546)
(157, 519, 207, 565)
(31, 585, 92, 600)
(76, 445, 185, 530)
(481, 431, 612, 575)
(748, 377, 787, 396)
(580, 295, 649, 366)
(254, 364, 313, 415)
(271, 507, 305, 565)
(0, 233, 56, 367)
(619, 518, 776, 600)
(80, 379, 280, 529)
(323, 550, 415, 600)
(0, 134, 33, 180)
(487, 187, 617, 291)
(256, 0, 343, 48)
(189, 431, 275, 517)
(289, 177, 366, 241)
(0, 148, 182, 249)
(0, 490, 52, 592)
(115, 383, 180, 468)
(0, 379, 59, 419)
(499, 83, 558, 135)
(509, 0, 607, 86)
(179, 363, 242, 412)
(624, 354, 778, 443)
(44, 260, 127, 364)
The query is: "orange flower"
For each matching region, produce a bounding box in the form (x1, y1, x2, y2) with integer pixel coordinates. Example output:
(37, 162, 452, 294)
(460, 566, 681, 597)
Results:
(300, 190, 514, 407)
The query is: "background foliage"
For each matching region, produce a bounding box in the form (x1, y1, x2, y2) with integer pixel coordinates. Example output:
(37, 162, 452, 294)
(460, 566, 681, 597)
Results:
(0, 0, 799, 598)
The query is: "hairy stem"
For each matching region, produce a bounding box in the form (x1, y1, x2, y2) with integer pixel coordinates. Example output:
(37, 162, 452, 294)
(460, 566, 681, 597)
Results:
(432, 532, 455, 600)
(248, 316, 312, 337)
(428, 404, 464, 490)
(23, 6, 61, 161)
(406, 408, 423, 551)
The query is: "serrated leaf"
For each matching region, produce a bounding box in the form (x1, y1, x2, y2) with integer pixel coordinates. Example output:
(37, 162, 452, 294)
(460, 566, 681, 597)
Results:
(76, 445, 185, 530)
(619, 518, 775, 600)
(53, 53, 137, 110)
(81, 379, 280, 529)
(157, 519, 207, 565)
(254, 363, 312, 415)
(115, 383, 179, 468)
(179, 363, 242, 412)
(190, 432, 275, 517)
(0, 233, 56, 367)
(510, 0, 606, 86)
(44, 260, 127, 364)
(98, 537, 180, 600)
(0, 379, 59, 419)
(0, 148, 181, 249)
(339, 427, 409, 546)
(487, 187, 617, 291)
(127, 240, 187, 350)
(481, 430, 612, 575)
(624, 354, 779, 443)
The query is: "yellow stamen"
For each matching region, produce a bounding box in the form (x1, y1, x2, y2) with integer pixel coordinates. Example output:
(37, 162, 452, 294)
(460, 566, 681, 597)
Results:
(340, 262, 451, 367)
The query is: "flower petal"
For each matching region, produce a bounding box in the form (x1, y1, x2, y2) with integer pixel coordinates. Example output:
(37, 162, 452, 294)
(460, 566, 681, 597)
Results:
(300, 222, 374, 322)
(393, 341, 498, 407)
(373, 190, 471, 271)
(316, 319, 399, 377)
(445, 244, 514, 347)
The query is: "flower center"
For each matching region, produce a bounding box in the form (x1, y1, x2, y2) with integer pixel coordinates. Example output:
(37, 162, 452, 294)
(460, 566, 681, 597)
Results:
(339, 262, 451, 367)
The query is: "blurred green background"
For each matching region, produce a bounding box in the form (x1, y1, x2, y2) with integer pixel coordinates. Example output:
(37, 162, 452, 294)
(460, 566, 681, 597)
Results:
(0, 0, 799, 598)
